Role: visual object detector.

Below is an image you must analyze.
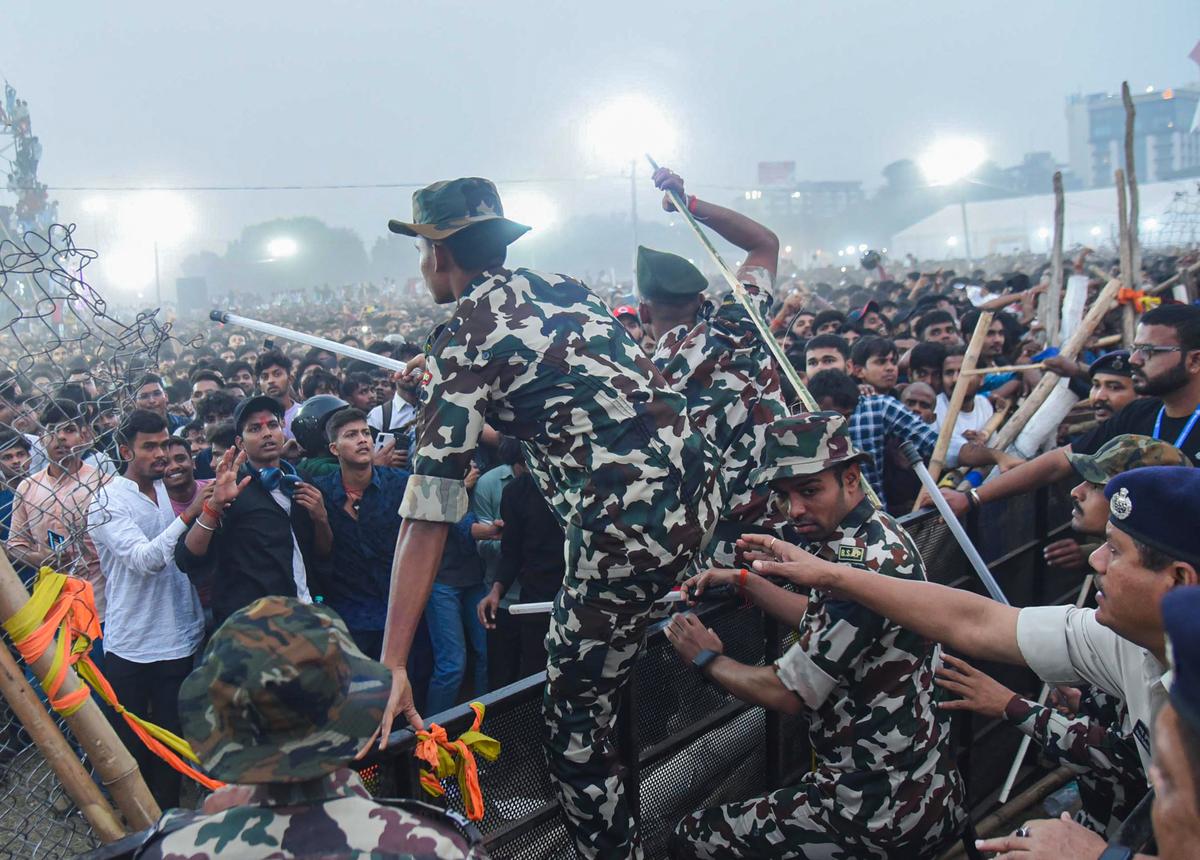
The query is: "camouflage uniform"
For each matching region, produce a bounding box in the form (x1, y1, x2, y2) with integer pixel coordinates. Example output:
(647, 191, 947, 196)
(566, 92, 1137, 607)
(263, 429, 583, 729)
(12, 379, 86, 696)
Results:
(672, 414, 966, 859)
(390, 180, 724, 859)
(137, 597, 487, 859)
(644, 246, 791, 567)
(1002, 688, 1147, 836)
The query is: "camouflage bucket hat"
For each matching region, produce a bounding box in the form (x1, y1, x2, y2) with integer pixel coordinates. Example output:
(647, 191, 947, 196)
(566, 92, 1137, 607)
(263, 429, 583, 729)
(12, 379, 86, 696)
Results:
(387, 177, 531, 243)
(749, 411, 871, 487)
(179, 597, 391, 784)
(1066, 433, 1192, 485)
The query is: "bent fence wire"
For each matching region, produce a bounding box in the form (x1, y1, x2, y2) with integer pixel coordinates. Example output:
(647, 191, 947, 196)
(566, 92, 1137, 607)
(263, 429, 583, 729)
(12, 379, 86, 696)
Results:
(0, 223, 171, 857)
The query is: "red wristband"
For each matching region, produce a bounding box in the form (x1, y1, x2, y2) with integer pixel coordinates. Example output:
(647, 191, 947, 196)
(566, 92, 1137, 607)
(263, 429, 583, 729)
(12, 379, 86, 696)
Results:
(737, 568, 749, 595)
(687, 194, 699, 214)
(201, 501, 222, 522)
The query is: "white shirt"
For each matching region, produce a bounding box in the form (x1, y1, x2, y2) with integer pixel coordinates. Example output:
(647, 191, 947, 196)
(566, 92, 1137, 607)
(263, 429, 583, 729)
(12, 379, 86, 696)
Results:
(88, 476, 204, 663)
(367, 392, 417, 433)
(935, 393, 994, 468)
(268, 488, 312, 604)
(1017, 604, 1166, 777)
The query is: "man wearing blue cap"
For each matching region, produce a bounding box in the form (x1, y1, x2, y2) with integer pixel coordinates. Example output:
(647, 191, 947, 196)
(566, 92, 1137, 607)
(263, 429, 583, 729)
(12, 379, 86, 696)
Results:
(747, 465, 1200, 838)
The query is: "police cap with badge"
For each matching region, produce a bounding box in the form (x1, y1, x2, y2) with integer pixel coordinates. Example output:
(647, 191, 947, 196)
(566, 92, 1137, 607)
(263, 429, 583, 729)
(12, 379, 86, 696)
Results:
(1089, 350, 1133, 379)
(1105, 466, 1200, 567)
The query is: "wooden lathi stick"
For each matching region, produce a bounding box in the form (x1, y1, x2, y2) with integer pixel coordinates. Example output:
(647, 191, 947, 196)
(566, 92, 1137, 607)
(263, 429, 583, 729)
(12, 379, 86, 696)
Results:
(0, 640, 125, 842)
(1041, 172, 1066, 346)
(991, 278, 1124, 453)
(1116, 168, 1136, 346)
(1147, 259, 1200, 296)
(0, 548, 159, 830)
(912, 310, 993, 512)
(1093, 333, 1123, 348)
(1123, 82, 1142, 302)
(959, 362, 1045, 376)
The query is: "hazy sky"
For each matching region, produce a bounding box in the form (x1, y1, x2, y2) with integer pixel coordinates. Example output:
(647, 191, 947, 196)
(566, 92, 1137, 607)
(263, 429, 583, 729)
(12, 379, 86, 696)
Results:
(3, 1, 1197, 293)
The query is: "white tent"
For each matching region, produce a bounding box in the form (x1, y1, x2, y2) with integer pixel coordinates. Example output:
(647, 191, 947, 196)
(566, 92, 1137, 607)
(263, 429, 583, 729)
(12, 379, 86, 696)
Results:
(890, 178, 1197, 261)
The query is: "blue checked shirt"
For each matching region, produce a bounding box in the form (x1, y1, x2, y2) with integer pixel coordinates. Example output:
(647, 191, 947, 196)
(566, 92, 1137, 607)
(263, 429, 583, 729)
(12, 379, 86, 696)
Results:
(848, 395, 939, 507)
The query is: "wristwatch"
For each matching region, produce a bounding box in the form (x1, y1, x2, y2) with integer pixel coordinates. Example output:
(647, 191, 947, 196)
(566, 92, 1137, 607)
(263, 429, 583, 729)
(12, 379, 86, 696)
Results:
(1097, 846, 1133, 860)
(692, 649, 720, 677)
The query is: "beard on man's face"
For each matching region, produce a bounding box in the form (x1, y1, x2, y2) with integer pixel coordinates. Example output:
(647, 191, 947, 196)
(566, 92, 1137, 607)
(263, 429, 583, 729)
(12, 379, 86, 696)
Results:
(1132, 357, 1189, 396)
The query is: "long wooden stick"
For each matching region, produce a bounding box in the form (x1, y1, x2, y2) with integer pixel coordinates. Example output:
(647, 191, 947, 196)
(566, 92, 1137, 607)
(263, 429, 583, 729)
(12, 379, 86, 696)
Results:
(644, 153, 881, 507)
(0, 640, 126, 842)
(912, 311, 993, 512)
(1147, 259, 1200, 296)
(999, 574, 1094, 802)
(1042, 172, 1065, 346)
(1123, 82, 1141, 301)
(1116, 168, 1136, 346)
(991, 278, 1124, 453)
(0, 549, 159, 830)
(959, 362, 1045, 376)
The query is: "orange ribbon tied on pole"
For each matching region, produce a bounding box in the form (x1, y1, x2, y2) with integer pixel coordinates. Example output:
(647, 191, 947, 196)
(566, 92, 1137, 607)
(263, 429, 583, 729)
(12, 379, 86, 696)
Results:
(414, 702, 500, 821)
(1116, 286, 1161, 313)
(4, 567, 224, 791)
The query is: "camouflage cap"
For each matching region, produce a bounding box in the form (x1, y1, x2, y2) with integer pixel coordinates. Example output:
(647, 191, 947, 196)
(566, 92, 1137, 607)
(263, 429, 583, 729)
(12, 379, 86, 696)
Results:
(636, 246, 707, 302)
(387, 177, 530, 243)
(1066, 433, 1192, 485)
(179, 597, 391, 785)
(749, 411, 872, 487)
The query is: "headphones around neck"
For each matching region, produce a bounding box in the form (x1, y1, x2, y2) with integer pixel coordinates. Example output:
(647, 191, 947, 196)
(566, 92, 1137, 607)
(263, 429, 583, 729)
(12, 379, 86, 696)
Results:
(257, 461, 302, 497)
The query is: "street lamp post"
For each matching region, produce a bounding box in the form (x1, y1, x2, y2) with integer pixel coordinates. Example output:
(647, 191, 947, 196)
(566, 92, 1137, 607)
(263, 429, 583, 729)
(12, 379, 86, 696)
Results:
(919, 137, 986, 265)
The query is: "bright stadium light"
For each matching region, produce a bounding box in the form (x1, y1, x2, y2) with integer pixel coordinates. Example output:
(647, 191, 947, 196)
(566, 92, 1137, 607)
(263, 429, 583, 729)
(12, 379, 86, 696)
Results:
(266, 236, 299, 259)
(81, 196, 109, 215)
(584, 94, 677, 166)
(1144, 217, 1159, 231)
(501, 188, 558, 232)
(1090, 226, 1103, 237)
(919, 138, 987, 186)
(107, 191, 195, 303)
(1037, 227, 1051, 239)
(947, 236, 959, 247)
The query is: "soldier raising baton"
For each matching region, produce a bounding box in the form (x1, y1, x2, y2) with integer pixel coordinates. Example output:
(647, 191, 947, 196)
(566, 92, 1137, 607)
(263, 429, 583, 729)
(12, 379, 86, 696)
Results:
(370, 178, 724, 858)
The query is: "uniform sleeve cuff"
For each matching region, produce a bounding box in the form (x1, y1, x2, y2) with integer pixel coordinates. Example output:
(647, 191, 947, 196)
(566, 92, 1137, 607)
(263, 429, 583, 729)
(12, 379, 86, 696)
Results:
(774, 642, 837, 710)
(1017, 605, 1080, 685)
(399, 475, 470, 523)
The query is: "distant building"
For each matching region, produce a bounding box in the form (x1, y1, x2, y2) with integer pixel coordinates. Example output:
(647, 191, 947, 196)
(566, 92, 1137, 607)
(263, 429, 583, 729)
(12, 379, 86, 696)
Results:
(1066, 85, 1200, 188)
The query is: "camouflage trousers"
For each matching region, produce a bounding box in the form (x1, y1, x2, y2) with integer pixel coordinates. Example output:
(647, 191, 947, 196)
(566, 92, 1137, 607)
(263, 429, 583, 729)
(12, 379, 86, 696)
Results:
(668, 779, 961, 859)
(543, 559, 686, 860)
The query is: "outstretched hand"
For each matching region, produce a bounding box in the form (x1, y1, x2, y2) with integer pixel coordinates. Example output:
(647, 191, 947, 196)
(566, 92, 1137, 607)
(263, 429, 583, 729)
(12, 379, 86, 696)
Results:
(935, 653, 1017, 719)
(356, 667, 424, 759)
(211, 448, 251, 509)
(736, 534, 834, 590)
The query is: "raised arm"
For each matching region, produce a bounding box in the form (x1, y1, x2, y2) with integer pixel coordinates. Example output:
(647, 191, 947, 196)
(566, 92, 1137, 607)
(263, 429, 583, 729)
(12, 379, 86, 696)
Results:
(744, 536, 1024, 664)
(653, 167, 779, 281)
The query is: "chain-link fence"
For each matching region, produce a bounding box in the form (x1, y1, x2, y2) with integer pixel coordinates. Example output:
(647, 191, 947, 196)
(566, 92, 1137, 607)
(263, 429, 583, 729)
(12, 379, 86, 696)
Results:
(0, 222, 174, 858)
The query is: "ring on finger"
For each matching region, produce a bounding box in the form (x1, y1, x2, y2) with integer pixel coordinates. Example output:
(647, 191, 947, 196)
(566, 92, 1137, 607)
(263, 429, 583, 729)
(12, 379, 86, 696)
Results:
(1015, 825, 1030, 838)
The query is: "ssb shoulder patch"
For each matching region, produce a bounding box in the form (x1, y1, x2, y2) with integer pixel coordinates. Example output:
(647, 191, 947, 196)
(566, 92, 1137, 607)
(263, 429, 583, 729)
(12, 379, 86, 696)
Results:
(838, 545, 865, 563)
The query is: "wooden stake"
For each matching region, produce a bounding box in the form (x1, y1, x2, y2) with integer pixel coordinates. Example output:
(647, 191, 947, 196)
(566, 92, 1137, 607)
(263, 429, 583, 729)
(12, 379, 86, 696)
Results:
(991, 278, 1124, 453)
(959, 362, 1045, 376)
(912, 311, 993, 512)
(1116, 168, 1136, 346)
(1042, 172, 1065, 346)
(0, 548, 160, 830)
(0, 640, 126, 842)
(1122, 82, 1141, 300)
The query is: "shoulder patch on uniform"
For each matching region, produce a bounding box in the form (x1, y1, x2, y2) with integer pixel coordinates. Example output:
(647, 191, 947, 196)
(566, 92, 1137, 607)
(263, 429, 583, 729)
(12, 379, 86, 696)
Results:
(838, 545, 865, 563)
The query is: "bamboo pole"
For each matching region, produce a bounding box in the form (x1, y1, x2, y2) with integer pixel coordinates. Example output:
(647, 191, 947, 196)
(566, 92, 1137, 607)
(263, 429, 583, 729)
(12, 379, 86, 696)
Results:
(1123, 82, 1142, 301)
(935, 767, 1075, 860)
(1116, 168, 1136, 346)
(1042, 172, 1065, 346)
(959, 362, 1044, 377)
(0, 548, 159, 830)
(991, 278, 1124, 453)
(0, 642, 126, 842)
(1147, 259, 1200, 296)
(912, 311, 993, 512)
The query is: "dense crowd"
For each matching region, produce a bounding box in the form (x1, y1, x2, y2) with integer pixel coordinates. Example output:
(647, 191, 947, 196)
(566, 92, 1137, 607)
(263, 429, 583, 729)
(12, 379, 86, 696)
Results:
(1, 167, 1199, 858)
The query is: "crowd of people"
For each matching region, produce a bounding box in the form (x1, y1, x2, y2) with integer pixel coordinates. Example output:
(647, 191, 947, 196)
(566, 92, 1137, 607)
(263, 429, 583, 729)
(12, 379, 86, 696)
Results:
(0, 164, 1198, 859)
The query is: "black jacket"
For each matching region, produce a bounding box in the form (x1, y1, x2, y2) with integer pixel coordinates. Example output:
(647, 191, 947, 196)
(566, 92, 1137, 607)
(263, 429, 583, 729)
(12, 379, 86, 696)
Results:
(175, 465, 330, 625)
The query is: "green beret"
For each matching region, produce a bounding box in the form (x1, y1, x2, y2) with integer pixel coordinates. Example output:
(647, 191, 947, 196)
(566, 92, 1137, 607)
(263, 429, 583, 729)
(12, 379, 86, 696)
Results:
(636, 246, 706, 302)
